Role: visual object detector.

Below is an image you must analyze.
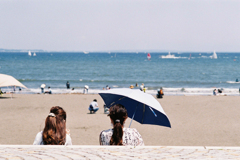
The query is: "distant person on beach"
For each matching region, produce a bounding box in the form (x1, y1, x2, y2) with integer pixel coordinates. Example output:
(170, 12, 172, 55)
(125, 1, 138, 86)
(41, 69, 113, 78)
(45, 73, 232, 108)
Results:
(45, 87, 52, 94)
(33, 106, 72, 145)
(218, 89, 222, 94)
(66, 81, 70, 89)
(143, 86, 146, 93)
(41, 84, 46, 93)
(236, 79, 239, 82)
(135, 83, 138, 87)
(213, 89, 217, 96)
(140, 83, 144, 91)
(106, 85, 110, 90)
(103, 104, 109, 114)
(130, 85, 134, 89)
(83, 85, 89, 94)
(99, 104, 144, 146)
(0, 88, 3, 96)
(157, 88, 164, 98)
(89, 99, 99, 114)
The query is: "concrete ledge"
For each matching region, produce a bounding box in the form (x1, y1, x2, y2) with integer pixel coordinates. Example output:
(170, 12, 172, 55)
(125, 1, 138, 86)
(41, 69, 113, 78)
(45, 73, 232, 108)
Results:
(0, 145, 240, 159)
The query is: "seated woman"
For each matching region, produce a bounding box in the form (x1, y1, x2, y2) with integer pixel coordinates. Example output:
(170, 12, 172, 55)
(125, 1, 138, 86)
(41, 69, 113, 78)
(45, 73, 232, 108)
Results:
(33, 106, 72, 145)
(99, 104, 144, 146)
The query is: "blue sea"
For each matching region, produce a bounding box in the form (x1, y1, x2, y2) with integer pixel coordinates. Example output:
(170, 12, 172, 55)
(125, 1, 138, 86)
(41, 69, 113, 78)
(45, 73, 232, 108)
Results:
(1, 52, 240, 95)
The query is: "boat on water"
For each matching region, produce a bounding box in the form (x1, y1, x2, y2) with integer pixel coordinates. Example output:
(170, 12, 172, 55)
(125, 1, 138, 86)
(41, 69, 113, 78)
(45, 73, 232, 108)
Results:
(160, 52, 177, 59)
(83, 51, 89, 54)
(28, 51, 32, 56)
(188, 54, 191, 60)
(210, 51, 217, 59)
(147, 53, 151, 60)
(33, 52, 36, 56)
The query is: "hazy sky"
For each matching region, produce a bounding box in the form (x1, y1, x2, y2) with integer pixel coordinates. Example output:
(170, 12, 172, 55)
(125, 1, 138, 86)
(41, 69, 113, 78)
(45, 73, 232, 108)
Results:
(0, 0, 239, 52)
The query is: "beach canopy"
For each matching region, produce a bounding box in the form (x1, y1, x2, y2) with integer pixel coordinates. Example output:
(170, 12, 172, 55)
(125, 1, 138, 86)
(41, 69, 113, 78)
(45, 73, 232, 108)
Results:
(0, 74, 27, 88)
(99, 88, 171, 128)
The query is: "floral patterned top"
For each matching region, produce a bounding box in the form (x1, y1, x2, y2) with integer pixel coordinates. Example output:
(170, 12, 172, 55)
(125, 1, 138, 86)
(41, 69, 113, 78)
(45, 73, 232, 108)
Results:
(99, 128, 144, 146)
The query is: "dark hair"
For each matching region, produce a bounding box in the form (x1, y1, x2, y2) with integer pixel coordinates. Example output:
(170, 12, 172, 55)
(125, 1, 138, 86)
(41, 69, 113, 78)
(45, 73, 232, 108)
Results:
(93, 99, 97, 102)
(108, 104, 128, 145)
(42, 106, 67, 145)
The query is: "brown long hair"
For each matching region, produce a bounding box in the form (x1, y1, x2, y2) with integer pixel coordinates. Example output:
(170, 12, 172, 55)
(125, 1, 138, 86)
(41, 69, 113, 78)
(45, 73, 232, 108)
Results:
(108, 104, 128, 145)
(42, 106, 67, 145)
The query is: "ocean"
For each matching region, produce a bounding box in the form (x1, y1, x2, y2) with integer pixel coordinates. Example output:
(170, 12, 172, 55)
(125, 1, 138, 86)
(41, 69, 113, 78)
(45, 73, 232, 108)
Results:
(1, 52, 240, 95)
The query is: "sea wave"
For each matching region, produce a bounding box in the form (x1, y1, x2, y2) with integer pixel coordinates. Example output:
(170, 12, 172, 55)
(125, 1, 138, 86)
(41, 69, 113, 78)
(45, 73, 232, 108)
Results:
(2, 87, 239, 96)
(226, 81, 240, 84)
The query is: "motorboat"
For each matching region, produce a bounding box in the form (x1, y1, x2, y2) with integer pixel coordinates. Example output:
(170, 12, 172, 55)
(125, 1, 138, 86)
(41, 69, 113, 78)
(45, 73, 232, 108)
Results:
(160, 52, 177, 59)
(210, 51, 217, 59)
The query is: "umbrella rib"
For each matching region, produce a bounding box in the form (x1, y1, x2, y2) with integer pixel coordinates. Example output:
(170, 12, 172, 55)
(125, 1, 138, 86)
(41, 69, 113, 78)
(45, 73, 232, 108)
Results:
(142, 104, 145, 124)
(129, 102, 139, 128)
(108, 96, 126, 108)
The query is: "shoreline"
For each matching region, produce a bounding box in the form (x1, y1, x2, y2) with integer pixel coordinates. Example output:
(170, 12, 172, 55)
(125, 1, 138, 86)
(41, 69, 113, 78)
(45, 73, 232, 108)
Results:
(1, 87, 240, 96)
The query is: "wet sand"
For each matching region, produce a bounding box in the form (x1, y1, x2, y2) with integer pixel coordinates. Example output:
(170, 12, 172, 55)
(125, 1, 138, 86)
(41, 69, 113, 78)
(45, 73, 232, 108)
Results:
(1, 94, 240, 146)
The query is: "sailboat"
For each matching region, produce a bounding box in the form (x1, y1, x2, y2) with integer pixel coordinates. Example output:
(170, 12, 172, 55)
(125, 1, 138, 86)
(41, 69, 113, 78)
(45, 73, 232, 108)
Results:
(83, 51, 89, 54)
(210, 51, 217, 59)
(28, 51, 32, 56)
(33, 52, 36, 56)
(147, 53, 151, 60)
(188, 54, 191, 60)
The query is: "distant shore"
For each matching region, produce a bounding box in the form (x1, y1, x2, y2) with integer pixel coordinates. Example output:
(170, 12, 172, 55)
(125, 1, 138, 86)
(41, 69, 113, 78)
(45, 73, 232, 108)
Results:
(1, 94, 240, 146)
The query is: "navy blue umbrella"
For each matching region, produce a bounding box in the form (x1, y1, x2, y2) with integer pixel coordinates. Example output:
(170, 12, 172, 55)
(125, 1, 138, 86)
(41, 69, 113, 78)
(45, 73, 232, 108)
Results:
(99, 88, 171, 128)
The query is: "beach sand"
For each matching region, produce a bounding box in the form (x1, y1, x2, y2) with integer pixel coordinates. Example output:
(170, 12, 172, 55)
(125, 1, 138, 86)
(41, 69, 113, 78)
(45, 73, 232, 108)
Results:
(1, 94, 240, 146)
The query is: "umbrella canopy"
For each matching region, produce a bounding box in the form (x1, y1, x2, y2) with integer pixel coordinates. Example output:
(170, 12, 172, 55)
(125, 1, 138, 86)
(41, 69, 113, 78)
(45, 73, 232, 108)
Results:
(99, 88, 171, 128)
(0, 74, 27, 88)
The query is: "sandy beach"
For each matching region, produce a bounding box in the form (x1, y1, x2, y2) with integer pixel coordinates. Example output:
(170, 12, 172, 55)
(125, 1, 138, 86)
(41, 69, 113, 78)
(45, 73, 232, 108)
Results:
(1, 94, 240, 146)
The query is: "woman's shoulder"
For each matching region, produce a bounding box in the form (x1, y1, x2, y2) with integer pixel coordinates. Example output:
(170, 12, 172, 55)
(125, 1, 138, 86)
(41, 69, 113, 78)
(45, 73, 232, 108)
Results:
(33, 131, 43, 145)
(123, 128, 139, 133)
(123, 128, 144, 146)
(100, 129, 113, 135)
(99, 129, 113, 145)
(35, 131, 43, 139)
(65, 133, 72, 145)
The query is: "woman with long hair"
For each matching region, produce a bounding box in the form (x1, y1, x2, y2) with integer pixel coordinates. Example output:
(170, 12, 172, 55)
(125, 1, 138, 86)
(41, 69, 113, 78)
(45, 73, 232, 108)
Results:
(33, 106, 72, 145)
(99, 104, 144, 146)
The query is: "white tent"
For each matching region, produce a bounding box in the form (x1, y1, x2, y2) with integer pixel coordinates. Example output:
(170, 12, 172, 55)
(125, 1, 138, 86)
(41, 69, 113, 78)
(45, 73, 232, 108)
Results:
(0, 74, 27, 88)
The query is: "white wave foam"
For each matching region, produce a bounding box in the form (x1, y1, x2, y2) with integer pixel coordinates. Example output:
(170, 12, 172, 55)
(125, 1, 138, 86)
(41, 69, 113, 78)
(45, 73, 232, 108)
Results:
(226, 81, 240, 84)
(2, 87, 240, 96)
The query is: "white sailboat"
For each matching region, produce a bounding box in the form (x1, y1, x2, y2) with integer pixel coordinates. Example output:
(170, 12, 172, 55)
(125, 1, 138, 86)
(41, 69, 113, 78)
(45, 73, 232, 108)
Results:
(28, 51, 32, 56)
(83, 51, 89, 54)
(33, 52, 36, 56)
(210, 51, 217, 59)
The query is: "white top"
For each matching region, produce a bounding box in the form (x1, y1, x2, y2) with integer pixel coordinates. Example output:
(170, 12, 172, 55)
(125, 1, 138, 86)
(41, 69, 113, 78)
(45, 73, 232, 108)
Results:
(33, 131, 72, 145)
(90, 101, 98, 109)
(100, 128, 144, 146)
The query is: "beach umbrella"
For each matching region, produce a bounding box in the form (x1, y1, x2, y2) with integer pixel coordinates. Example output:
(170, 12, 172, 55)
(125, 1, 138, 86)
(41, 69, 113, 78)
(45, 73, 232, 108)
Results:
(99, 88, 171, 128)
(0, 74, 27, 88)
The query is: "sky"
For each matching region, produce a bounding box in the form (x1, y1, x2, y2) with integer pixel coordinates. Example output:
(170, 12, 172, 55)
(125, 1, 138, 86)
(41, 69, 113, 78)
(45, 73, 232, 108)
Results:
(0, 0, 240, 52)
